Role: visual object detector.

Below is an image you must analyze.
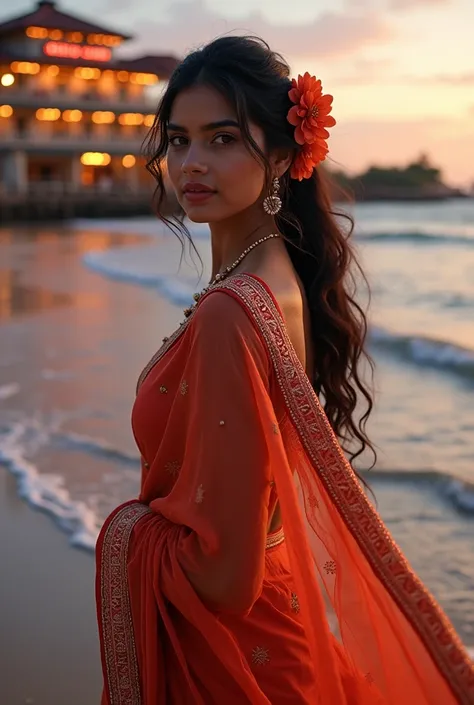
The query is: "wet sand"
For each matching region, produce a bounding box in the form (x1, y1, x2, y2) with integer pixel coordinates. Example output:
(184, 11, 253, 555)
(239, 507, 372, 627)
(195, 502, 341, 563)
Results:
(0, 466, 102, 705)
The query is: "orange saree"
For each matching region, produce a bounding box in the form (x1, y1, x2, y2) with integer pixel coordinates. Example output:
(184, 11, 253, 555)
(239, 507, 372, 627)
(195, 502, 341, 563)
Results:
(96, 273, 474, 704)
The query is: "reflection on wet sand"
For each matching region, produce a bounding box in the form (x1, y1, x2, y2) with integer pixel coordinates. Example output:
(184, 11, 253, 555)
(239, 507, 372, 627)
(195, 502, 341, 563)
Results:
(0, 226, 153, 321)
(0, 269, 73, 319)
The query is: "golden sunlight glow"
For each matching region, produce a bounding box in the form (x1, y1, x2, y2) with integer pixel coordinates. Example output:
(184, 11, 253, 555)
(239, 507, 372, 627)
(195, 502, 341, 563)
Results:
(11, 61, 40, 75)
(1, 74, 15, 87)
(62, 109, 83, 122)
(36, 108, 61, 121)
(0, 105, 13, 118)
(80, 152, 112, 166)
(118, 113, 144, 126)
(122, 155, 136, 168)
(92, 111, 115, 124)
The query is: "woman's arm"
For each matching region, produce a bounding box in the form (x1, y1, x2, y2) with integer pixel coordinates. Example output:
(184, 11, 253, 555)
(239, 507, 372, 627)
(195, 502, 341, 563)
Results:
(149, 291, 278, 614)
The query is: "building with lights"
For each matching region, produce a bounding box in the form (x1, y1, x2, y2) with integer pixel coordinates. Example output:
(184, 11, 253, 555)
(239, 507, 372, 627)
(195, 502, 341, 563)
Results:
(0, 0, 178, 198)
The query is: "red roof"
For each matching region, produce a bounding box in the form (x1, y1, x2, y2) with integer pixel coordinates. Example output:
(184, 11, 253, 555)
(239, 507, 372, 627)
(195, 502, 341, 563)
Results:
(0, 1, 132, 40)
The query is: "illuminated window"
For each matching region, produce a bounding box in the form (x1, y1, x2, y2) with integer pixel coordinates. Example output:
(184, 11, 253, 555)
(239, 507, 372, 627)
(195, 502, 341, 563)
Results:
(26, 26, 48, 39)
(118, 113, 144, 126)
(80, 152, 112, 166)
(46, 65, 60, 77)
(62, 110, 83, 122)
(67, 32, 83, 43)
(49, 29, 63, 40)
(74, 67, 101, 80)
(122, 155, 136, 168)
(144, 114, 155, 127)
(36, 108, 61, 121)
(1, 74, 15, 87)
(92, 111, 115, 124)
(0, 105, 13, 118)
(11, 62, 40, 75)
(117, 71, 129, 82)
(130, 73, 159, 86)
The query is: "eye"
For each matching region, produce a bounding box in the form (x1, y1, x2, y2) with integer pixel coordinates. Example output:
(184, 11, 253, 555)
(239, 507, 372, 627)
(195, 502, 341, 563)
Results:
(168, 135, 187, 147)
(212, 133, 236, 145)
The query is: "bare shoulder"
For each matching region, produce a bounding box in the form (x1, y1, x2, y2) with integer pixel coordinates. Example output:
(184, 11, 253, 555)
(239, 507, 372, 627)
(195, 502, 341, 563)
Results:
(250, 259, 309, 371)
(255, 259, 304, 321)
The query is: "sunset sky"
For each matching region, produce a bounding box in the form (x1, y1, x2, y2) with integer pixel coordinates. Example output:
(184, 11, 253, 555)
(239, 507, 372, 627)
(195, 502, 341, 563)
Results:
(4, 0, 474, 186)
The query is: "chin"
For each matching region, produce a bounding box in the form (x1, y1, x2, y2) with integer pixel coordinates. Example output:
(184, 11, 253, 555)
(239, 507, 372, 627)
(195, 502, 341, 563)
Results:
(184, 204, 228, 224)
(185, 211, 211, 223)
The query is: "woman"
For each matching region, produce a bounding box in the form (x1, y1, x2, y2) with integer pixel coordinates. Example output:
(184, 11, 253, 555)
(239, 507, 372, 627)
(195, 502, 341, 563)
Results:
(96, 36, 473, 704)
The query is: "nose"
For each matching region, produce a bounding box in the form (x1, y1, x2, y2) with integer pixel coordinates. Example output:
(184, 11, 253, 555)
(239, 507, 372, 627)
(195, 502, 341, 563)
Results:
(180, 143, 208, 175)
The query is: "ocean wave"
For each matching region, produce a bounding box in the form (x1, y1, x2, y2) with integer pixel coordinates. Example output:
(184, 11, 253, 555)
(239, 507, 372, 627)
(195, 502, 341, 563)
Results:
(357, 230, 474, 246)
(0, 422, 100, 551)
(0, 383, 20, 400)
(53, 431, 140, 466)
(83, 250, 197, 306)
(370, 327, 474, 380)
(72, 216, 211, 240)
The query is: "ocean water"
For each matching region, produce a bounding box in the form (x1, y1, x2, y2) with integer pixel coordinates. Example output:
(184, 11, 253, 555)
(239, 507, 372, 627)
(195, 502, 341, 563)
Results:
(0, 200, 473, 646)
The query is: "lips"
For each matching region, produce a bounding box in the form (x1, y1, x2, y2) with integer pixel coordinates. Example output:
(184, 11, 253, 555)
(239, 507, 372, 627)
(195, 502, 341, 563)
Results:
(182, 182, 216, 194)
(182, 182, 216, 205)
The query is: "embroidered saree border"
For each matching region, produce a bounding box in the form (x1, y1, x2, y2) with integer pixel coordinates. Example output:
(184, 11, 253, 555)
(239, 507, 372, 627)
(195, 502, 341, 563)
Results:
(99, 501, 151, 705)
(220, 274, 474, 704)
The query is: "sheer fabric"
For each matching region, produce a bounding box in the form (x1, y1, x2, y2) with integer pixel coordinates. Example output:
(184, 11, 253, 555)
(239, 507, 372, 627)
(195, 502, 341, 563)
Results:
(96, 273, 473, 704)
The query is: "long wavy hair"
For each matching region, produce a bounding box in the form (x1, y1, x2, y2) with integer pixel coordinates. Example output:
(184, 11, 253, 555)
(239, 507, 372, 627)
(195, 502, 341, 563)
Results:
(144, 35, 375, 466)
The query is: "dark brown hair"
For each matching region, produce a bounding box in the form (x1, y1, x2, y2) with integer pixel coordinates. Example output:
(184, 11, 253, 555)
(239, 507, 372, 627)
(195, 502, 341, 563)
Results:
(144, 35, 375, 466)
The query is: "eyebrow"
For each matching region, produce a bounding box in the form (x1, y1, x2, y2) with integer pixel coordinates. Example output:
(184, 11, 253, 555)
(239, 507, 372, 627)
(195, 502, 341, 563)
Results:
(167, 119, 240, 132)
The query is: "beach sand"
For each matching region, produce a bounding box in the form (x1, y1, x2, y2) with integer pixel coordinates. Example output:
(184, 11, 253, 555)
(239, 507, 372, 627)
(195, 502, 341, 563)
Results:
(0, 466, 102, 705)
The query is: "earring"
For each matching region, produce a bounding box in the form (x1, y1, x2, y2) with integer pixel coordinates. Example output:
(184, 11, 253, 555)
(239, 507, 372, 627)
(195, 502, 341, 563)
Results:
(263, 177, 282, 215)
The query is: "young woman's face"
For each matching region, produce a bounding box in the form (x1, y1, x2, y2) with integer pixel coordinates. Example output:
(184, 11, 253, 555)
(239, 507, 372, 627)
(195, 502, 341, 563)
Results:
(166, 84, 267, 223)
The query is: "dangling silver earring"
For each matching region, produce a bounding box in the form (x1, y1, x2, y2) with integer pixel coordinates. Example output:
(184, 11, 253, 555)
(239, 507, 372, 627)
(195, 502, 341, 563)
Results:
(263, 176, 282, 215)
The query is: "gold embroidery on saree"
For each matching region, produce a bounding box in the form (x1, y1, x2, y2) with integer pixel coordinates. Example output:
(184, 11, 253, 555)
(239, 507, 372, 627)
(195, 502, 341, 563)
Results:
(165, 460, 181, 477)
(180, 379, 189, 396)
(324, 560, 337, 575)
(265, 526, 285, 550)
(291, 592, 300, 613)
(99, 502, 151, 705)
(252, 646, 270, 665)
(195, 484, 205, 504)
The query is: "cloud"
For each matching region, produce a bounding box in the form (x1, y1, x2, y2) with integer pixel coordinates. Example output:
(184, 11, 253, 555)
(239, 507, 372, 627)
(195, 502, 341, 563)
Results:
(117, 0, 393, 60)
(333, 57, 395, 85)
(396, 72, 474, 85)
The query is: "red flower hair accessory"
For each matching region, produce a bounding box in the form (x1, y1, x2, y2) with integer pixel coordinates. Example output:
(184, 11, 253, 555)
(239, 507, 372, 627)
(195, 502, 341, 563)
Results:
(287, 72, 336, 181)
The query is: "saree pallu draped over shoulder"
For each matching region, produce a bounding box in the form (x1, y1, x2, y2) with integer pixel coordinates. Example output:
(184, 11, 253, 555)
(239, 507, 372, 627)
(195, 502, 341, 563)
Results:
(96, 273, 474, 705)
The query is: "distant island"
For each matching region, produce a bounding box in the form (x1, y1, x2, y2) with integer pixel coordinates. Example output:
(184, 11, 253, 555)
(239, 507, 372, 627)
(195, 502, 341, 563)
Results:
(328, 154, 467, 201)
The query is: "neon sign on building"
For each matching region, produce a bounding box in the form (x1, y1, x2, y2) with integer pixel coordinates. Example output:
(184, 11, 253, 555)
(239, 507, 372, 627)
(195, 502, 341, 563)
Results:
(43, 41, 112, 62)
